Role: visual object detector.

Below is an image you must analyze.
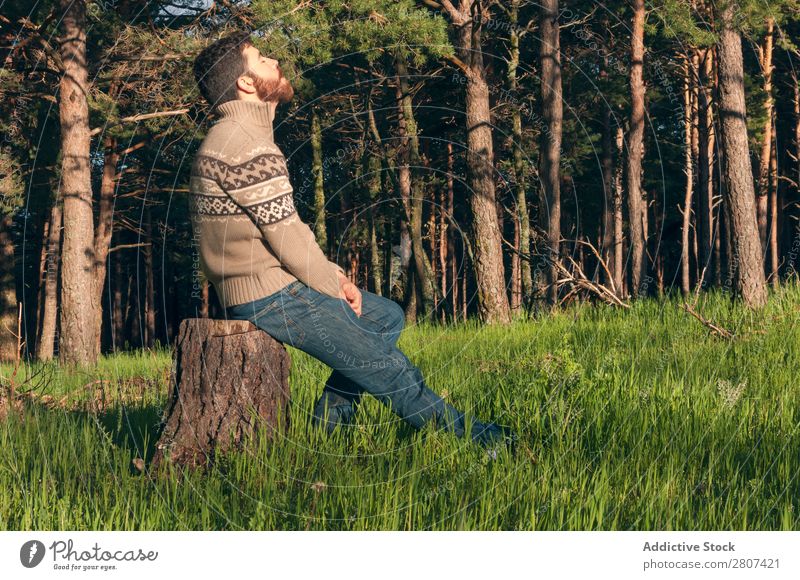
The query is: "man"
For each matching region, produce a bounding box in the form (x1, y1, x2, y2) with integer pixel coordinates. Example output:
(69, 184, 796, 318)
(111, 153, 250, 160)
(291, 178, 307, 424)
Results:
(190, 31, 516, 454)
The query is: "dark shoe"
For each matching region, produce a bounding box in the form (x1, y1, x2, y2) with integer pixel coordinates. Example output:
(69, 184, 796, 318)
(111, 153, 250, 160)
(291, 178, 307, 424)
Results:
(472, 422, 519, 458)
(311, 404, 355, 435)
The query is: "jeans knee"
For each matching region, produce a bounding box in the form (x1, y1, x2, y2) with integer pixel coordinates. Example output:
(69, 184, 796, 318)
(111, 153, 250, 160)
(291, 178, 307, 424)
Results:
(388, 301, 405, 334)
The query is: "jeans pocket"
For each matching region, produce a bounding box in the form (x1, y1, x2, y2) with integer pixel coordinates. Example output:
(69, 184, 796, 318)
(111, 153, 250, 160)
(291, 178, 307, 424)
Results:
(284, 314, 306, 348)
(286, 280, 323, 309)
(227, 296, 278, 321)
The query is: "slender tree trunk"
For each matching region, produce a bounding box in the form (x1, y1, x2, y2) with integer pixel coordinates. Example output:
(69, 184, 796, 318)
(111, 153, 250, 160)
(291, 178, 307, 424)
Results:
(447, 143, 457, 320)
(92, 135, 118, 355)
(113, 253, 124, 349)
(367, 152, 383, 296)
(507, 0, 533, 307)
(613, 125, 625, 296)
(311, 107, 328, 250)
(715, 1, 767, 307)
(697, 47, 715, 284)
(681, 55, 694, 296)
(36, 196, 62, 361)
(793, 72, 800, 276)
(625, 0, 647, 296)
(143, 207, 155, 348)
(58, 0, 99, 367)
(756, 18, 774, 256)
(538, 0, 563, 306)
(768, 111, 779, 286)
(601, 102, 615, 291)
(438, 157, 448, 321)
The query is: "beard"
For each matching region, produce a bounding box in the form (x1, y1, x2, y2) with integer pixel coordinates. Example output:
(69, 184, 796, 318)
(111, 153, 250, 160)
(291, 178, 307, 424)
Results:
(251, 69, 294, 104)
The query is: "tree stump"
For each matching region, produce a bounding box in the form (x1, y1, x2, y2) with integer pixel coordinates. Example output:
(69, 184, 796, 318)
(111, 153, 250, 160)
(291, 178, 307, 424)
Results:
(151, 318, 291, 471)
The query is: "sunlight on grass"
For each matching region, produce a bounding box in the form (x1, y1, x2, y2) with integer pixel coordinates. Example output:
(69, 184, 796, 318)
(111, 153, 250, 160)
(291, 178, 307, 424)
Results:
(1, 285, 798, 530)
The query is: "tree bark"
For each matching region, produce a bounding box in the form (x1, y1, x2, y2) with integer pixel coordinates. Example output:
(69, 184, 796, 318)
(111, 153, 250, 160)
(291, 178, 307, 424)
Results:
(311, 107, 328, 251)
(756, 18, 774, 256)
(57, 0, 99, 367)
(152, 318, 291, 471)
(625, 0, 647, 297)
(36, 196, 62, 361)
(507, 0, 533, 307)
(447, 143, 457, 319)
(395, 56, 436, 319)
(613, 124, 625, 296)
(681, 54, 694, 296)
(440, 0, 511, 323)
(538, 0, 563, 306)
(143, 206, 156, 348)
(768, 110, 779, 286)
(697, 47, 716, 285)
(367, 151, 383, 296)
(715, 1, 767, 307)
(93, 135, 118, 355)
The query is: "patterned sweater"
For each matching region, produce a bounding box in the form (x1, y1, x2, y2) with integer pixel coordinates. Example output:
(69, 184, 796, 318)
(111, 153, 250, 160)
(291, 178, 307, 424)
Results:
(189, 99, 344, 309)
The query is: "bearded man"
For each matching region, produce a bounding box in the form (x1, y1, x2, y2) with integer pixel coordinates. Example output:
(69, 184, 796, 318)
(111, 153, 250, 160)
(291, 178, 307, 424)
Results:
(190, 32, 517, 455)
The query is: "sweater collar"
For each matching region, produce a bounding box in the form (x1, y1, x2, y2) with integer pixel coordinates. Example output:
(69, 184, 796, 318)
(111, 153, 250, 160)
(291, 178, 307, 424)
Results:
(215, 100, 276, 134)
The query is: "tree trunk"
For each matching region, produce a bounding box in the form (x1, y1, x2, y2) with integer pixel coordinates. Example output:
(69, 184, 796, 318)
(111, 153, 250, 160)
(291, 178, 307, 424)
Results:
(113, 253, 124, 349)
(507, 0, 533, 307)
(697, 47, 715, 285)
(601, 103, 615, 291)
(36, 196, 62, 361)
(447, 143, 457, 320)
(756, 18, 774, 256)
(152, 318, 291, 471)
(445, 0, 511, 323)
(625, 0, 647, 296)
(538, 0, 563, 306)
(681, 55, 694, 296)
(613, 124, 625, 296)
(58, 0, 99, 367)
(93, 135, 118, 355)
(311, 107, 328, 250)
(768, 111, 779, 286)
(715, 1, 767, 307)
(143, 206, 156, 348)
(438, 155, 448, 322)
(364, 148, 383, 296)
(395, 56, 436, 319)
(0, 214, 19, 363)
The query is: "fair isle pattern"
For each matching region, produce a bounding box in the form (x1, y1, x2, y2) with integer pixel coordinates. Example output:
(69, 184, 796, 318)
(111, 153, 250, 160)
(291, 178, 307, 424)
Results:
(190, 192, 243, 216)
(241, 192, 296, 226)
(193, 152, 289, 190)
(227, 174, 293, 204)
(190, 153, 298, 228)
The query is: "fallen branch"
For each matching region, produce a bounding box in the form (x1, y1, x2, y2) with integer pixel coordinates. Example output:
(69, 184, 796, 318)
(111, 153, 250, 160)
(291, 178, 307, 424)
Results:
(553, 255, 630, 309)
(680, 302, 735, 340)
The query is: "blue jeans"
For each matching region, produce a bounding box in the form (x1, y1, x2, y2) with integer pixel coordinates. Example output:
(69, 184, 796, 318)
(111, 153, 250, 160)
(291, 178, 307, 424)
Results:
(224, 280, 503, 446)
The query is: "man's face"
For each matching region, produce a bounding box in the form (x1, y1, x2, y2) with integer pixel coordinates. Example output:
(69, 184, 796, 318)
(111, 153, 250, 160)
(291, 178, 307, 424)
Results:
(241, 44, 294, 104)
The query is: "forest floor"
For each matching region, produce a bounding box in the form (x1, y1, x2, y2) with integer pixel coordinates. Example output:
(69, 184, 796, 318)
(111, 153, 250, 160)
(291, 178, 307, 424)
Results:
(1, 284, 799, 530)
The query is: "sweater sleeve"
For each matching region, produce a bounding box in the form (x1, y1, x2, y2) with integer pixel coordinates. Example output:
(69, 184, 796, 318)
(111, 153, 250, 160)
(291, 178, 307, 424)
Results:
(219, 142, 343, 299)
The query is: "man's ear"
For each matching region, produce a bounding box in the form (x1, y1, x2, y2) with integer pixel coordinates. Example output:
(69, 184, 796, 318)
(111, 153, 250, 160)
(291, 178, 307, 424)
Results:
(236, 75, 256, 95)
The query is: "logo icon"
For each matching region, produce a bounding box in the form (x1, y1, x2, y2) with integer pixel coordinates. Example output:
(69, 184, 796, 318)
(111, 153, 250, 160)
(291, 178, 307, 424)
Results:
(20, 540, 46, 568)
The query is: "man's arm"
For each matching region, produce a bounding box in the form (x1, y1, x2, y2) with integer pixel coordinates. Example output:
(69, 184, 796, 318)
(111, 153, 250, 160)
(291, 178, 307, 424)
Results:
(329, 260, 345, 277)
(220, 142, 343, 299)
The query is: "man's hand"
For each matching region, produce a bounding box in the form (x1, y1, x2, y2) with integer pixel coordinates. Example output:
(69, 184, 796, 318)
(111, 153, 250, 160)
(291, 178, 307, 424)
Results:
(337, 270, 362, 317)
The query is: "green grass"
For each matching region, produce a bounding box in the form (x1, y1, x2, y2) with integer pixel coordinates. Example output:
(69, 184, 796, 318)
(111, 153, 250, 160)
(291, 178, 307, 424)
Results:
(1, 284, 799, 530)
